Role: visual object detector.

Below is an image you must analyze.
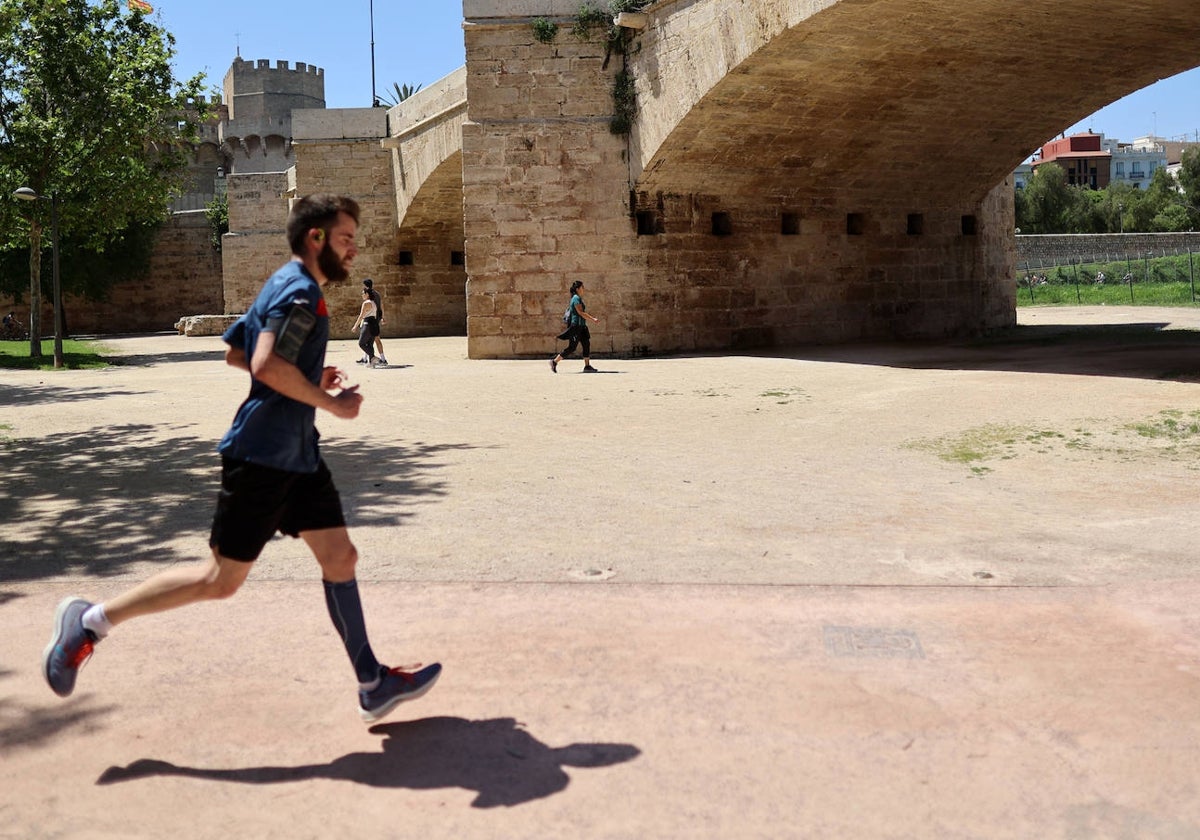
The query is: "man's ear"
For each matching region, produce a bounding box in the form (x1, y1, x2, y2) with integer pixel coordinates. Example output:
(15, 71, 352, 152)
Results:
(311, 229, 325, 246)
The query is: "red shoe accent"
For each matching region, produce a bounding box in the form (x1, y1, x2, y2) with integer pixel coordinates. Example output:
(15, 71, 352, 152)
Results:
(384, 665, 418, 685)
(69, 638, 94, 669)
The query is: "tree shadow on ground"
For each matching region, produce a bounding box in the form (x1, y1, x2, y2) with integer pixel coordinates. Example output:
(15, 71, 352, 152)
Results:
(775, 323, 1200, 381)
(0, 424, 477, 584)
(103, 349, 229, 367)
(0, 695, 118, 753)
(96, 716, 640, 808)
(0, 384, 152, 408)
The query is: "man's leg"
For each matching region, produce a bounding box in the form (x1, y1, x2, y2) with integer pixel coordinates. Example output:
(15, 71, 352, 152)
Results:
(43, 552, 252, 698)
(303, 526, 381, 684)
(103, 552, 253, 625)
(303, 526, 441, 722)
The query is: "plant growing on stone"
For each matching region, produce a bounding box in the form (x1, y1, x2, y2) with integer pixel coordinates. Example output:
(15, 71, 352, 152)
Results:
(571, 1, 651, 134)
(205, 193, 228, 251)
(610, 71, 636, 135)
(571, 4, 612, 41)
(531, 17, 558, 43)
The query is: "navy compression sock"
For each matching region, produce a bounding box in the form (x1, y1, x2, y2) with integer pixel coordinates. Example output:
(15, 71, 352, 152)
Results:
(322, 579, 383, 686)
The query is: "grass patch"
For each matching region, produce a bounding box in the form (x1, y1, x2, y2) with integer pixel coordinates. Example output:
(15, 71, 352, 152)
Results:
(1017, 282, 1200, 307)
(759, 386, 809, 405)
(908, 411, 1200, 474)
(0, 339, 111, 370)
(904, 423, 1027, 474)
(1126, 409, 1200, 441)
(1017, 252, 1200, 307)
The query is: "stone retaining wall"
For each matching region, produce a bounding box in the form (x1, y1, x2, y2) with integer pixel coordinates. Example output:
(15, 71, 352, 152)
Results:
(1, 210, 223, 336)
(1016, 233, 1200, 268)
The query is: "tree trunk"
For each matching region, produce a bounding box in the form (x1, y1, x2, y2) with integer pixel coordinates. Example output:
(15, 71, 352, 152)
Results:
(28, 222, 42, 358)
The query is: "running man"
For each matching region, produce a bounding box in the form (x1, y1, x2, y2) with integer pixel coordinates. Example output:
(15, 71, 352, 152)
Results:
(42, 194, 440, 723)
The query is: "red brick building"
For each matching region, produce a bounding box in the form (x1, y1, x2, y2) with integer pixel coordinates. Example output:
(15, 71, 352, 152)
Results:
(1032, 132, 1111, 189)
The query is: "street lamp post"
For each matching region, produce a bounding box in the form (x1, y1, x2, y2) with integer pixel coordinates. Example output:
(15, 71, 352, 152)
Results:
(13, 187, 63, 368)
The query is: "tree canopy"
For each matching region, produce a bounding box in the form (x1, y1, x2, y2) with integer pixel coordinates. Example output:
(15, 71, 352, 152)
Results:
(0, 0, 206, 348)
(1016, 156, 1200, 235)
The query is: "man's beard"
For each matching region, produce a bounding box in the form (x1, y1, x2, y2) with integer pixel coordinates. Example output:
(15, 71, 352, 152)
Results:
(318, 241, 351, 282)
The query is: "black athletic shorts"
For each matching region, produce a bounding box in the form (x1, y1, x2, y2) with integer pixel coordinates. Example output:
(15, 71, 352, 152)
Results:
(209, 456, 346, 561)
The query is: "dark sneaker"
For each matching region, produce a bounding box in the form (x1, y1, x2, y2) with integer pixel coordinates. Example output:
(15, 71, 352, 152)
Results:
(359, 663, 442, 723)
(43, 597, 98, 698)
(583, 365, 599, 373)
(549, 359, 557, 373)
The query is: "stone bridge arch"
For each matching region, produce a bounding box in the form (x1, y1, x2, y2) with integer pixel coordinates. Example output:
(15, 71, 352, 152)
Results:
(460, 0, 1200, 357)
(380, 69, 471, 334)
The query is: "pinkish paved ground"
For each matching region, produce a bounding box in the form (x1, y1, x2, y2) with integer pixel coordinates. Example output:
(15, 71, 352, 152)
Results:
(1, 306, 1198, 838)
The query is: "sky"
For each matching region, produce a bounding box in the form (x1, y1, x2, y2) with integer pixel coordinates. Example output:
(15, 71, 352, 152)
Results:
(156, 3, 467, 109)
(152, 3, 1198, 143)
(1060, 67, 1200, 145)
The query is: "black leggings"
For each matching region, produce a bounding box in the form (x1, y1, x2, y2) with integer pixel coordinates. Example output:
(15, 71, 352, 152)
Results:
(560, 323, 590, 358)
(358, 318, 377, 357)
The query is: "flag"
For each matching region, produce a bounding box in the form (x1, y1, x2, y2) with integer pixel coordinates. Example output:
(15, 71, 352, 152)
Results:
(128, 0, 153, 13)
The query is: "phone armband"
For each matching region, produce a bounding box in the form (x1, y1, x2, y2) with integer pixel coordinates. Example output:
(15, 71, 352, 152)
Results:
(272, 304, 317, 364)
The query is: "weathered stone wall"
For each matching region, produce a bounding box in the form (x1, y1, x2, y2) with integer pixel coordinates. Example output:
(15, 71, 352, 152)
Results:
(291, 109, 397, 336)
(462, 10, 633, 357)
(220, 171, 292, 315)
(456, 0, 1200, 357)
(1, 210, 223, 336)
(1016, 233, 1200, 268)
(460, 1, 1016, 357)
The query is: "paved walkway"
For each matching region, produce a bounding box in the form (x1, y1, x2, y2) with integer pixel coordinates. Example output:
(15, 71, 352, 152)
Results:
(2, 306, 1198, 838)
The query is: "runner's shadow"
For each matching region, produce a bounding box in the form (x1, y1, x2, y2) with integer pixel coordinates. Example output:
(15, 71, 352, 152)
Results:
(96, 716, 640, 808)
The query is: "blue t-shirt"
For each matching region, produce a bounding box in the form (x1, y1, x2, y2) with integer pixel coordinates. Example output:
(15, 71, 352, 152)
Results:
(218, 261, 329, 473)
(568, 294, 585, 326)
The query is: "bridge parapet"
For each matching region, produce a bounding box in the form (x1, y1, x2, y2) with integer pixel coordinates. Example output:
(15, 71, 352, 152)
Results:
(379, 69, 469, 232)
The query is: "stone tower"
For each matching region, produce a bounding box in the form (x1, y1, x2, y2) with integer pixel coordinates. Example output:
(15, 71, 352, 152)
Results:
(220, 58, 326, 174)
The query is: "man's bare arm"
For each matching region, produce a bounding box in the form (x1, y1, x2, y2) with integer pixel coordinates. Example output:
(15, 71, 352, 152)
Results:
(249, 331, 362, 419)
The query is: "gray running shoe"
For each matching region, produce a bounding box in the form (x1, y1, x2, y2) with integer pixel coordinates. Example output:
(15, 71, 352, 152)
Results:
(359, 663, 442, 723)
(43, 597, 98, 698)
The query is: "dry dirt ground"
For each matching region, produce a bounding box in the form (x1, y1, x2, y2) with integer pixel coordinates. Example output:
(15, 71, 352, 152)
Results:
(1, 306, 1198, 838)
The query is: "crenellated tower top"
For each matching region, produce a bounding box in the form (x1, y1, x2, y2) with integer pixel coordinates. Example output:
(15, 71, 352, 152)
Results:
(223, 57, 325, 122)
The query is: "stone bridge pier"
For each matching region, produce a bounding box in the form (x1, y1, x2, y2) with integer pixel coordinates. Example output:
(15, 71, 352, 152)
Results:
(460, 0, 1200, 358)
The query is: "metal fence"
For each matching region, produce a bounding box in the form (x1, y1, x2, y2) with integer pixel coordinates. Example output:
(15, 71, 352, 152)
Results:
(1016, 244, 1199, 305)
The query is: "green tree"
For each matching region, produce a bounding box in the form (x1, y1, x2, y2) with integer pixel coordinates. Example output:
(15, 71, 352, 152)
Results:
(1143, 167, 1188, 231)
(1176, 146, 1200, 228)
(1102, 182, 1137, 233)
(0, 0, 206, 357)
(1017, 162, 1078, 233)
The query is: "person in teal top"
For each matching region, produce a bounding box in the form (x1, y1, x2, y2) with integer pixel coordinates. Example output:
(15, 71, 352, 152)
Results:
(550, 280, 602, 373)
(42, 194, 441, 725)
